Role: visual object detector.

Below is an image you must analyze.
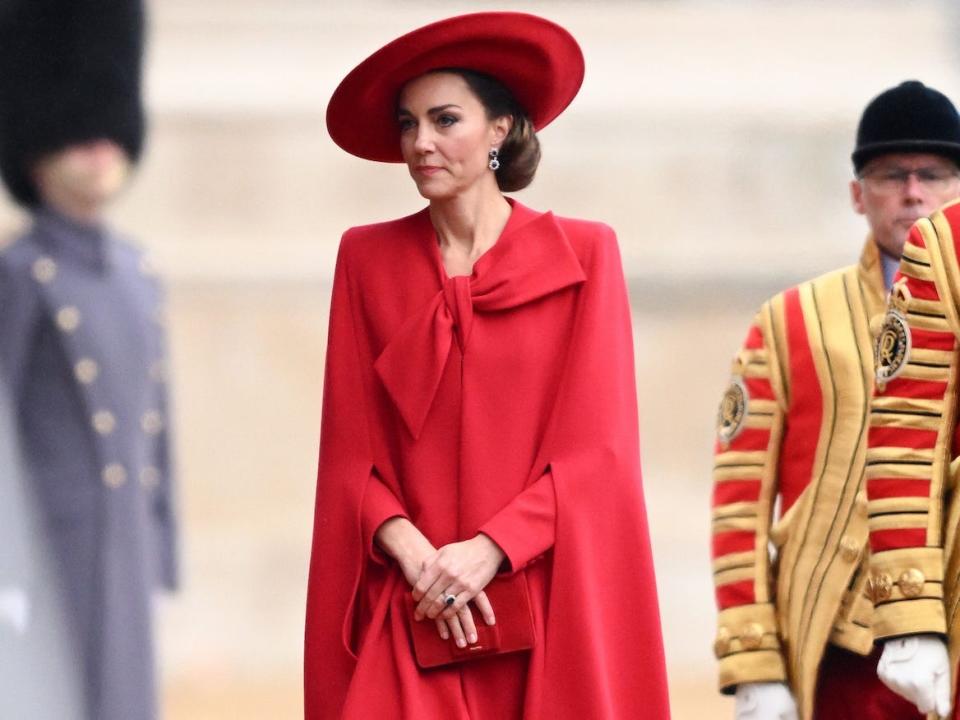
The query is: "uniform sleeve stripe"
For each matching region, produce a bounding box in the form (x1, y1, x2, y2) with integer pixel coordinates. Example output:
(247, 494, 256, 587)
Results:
(906, 226, 928, 250)
(902, 254, 931, 268)
(881, 377, 949, 400)
(712, 530, 756, 558)
(712, 480, 762, 507)
(744, 377, 775, 402)
(725, 427, 773, 453)
(870, 528, 928, 553)
(716, 580, 756, 610)
(867, 477, 932, 499)
(898, 276, 941, 302)
(910, 327, 956, 351)
(867, 426, 939, 450)
(744, 324, 764, 350)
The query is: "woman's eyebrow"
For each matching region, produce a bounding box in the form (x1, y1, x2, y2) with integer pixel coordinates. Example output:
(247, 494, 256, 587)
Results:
(397, 103, 462, 116)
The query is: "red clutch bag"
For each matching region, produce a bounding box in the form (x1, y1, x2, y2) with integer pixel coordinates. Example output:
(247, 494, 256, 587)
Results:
(404, 571, 536, 669)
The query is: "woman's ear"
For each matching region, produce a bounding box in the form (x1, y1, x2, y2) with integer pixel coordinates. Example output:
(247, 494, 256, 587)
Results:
(491, 115, 513, 146)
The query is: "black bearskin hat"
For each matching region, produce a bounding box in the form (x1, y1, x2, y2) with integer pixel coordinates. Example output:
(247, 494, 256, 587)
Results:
(853, 80, 960, 173)
(0, 0, 146, 206)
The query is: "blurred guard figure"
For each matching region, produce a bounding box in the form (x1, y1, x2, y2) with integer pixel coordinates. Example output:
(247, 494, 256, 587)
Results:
(0, 1, 178, 719)
(710, 81, 960, 720)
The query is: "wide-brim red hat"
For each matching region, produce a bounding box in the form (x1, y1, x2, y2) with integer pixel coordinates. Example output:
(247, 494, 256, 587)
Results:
(326, 12, 585, 162)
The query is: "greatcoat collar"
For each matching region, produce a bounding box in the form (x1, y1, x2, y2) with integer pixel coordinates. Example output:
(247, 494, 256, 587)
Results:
(33, 205, 111, 274)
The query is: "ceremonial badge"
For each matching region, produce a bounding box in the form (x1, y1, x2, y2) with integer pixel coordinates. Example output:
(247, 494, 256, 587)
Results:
(874, 308, 911, 388)
(717, 377, 749, 444)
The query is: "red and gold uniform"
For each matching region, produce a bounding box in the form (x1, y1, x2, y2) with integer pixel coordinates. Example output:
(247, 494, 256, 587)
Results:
(711, 241, 887, 718)
(866, 198, 960, 706)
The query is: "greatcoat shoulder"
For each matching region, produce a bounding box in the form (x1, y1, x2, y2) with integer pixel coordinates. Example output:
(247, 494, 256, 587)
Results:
(0, 232, 43, 389)
(0, 230, 44, 304)
(111, 234, 163, 288)
(0, 230, 36, 272)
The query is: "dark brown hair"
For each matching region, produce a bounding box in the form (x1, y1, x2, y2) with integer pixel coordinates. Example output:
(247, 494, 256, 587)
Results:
(435, 68, 541, 192)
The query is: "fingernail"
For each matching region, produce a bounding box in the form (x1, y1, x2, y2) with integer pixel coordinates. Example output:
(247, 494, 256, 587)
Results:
(457, 639, 466, 648)
(440, 630, 448, 639)
(468, 633, 477, 644)
(489, 617, 496, 625)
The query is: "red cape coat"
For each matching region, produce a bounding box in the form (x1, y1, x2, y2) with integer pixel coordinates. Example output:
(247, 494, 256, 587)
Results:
(304, 201, 669, 719)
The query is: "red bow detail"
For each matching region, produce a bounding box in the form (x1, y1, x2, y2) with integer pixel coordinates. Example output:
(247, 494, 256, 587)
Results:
(374, 211, 586, 439)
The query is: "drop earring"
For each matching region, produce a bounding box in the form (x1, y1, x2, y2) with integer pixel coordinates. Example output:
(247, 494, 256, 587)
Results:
(488, 148, 500, 171)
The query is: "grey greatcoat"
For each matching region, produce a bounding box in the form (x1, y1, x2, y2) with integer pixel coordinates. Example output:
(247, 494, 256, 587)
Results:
(0, 207, 178, 720)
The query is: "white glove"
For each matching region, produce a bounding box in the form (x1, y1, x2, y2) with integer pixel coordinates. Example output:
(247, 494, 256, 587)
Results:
(734, 681, 798, 720)
(0, 585, 30, 635)
(877, 634, 951, 717)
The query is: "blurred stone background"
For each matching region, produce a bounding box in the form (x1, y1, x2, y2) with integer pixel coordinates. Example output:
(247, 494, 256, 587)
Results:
(2, 0, 958, 717)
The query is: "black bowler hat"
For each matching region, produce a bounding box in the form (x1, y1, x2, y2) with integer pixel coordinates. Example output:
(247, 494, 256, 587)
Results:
(852, 80, 960, 173)
(0, 0, 147, 207)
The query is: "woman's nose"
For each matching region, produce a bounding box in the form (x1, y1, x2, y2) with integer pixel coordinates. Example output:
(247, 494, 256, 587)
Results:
(414, 125, 435, 153)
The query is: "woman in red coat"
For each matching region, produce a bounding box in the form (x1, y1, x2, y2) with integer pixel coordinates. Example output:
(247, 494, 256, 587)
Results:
(305, 12, 670, 719)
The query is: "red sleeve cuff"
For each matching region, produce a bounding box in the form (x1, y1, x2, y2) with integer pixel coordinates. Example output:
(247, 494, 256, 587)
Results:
(361, 474, 408, 564)
(479, 468, 556, 573)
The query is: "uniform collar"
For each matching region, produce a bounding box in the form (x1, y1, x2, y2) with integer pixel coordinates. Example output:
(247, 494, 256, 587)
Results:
(857, 236, 888, 320)
(32, 205, 111, 273)
(878, 248, 901, 290)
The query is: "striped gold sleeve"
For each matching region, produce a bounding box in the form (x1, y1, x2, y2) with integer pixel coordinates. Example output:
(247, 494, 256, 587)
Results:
(712, 303, 788, 691)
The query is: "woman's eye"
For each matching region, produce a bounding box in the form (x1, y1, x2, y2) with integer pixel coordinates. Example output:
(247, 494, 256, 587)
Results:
(437, 114, 458, 128)
(398, 118, 415, 132)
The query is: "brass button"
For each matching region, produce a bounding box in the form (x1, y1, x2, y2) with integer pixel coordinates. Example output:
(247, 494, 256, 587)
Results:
(141, 410, 163, 435)
(139, 466, 161, 489)
(55, 306, 81, 332)
(31, 256, 57, 283)
(867, 573, 893, 603)
(839, 536, 861, 562)
(148, 360, 166, 383)
(740, 623, 764, 650)
(713, 627, 731, 657)
(898, 568, 926, 598)
(102, 463, 127, 488)
(74, 358, 99, 384)
(92, 410, 116, 435)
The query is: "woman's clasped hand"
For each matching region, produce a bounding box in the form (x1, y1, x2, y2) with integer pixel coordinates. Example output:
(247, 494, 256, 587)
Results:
(378, 517, 504, 648)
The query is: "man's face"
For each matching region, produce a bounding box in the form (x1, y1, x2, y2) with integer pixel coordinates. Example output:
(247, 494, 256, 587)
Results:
(33, 139, 130, 213)
(851, 152, 960, 258)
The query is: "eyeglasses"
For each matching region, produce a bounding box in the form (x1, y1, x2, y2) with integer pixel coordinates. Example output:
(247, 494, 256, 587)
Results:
(859, 165, 960, 194)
